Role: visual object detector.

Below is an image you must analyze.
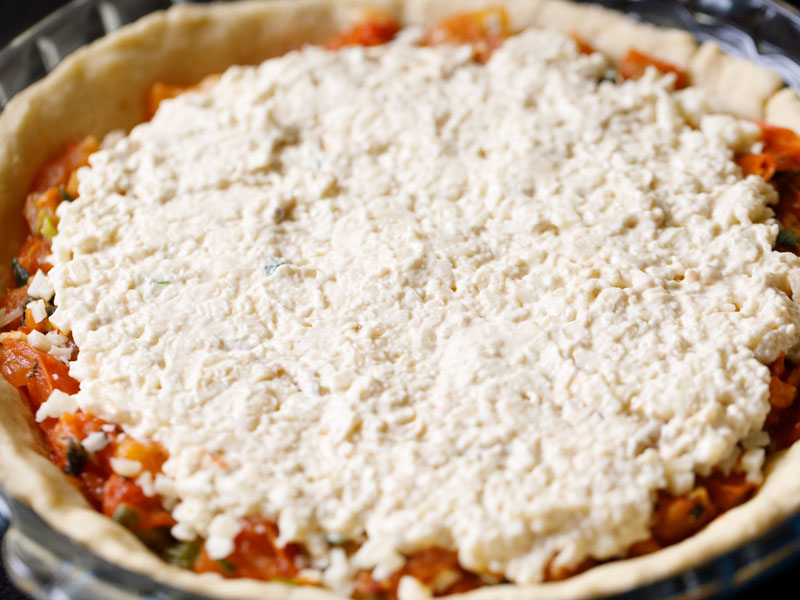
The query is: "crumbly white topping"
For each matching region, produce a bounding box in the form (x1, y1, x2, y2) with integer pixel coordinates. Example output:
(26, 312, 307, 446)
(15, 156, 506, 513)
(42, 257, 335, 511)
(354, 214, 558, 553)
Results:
(397, 576, 433, 600)
(110, 457, 143, 478)
(48, 29, 800, 584)
(82, 430, 110, 453)
(27, 299, 48, 324)
(27, 328, 50, 350)
(35, 389, 78, 422)
(26, 270, 54, 300)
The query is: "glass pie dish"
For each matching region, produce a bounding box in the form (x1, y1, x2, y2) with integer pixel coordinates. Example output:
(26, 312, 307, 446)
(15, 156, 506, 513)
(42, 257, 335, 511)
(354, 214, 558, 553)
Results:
(4, 0, 800, 598)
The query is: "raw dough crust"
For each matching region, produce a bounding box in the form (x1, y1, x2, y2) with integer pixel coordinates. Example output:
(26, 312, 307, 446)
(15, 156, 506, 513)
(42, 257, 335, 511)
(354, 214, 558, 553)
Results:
(765, 87, 800, 133)
(401, 0, 545, 30)
(2, 1, 800, 598)
(688, 41, 784, 120)
(533, 0, 697, 66)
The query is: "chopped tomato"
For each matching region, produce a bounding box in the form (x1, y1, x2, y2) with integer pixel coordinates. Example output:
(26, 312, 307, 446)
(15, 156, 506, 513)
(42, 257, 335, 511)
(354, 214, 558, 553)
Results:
(759, 123, 800, 173)
(102, 473, 175, 530)
(0, 285, 29, 331)
(353, 547, 482, 598)
(627, 538, 662, 557)
(569, 32, 595, 55)
(144, 74, 220, 121)
(325, 13, 400, 50)
(114, 436, 168, 474)
(30, 136, 99, 195)
(16, 235, 52, 275)
(80, 469, 110, 508)
(543, 555, 596, 582)
(353, 570, 388, 599)
(23, 187, 61, 238)
(767, 402, 800, 451)
(0, 338, 79, 409)
(195, 516, 301, 581)
(145, 82, 191, 121)
(700, 473, 756, 512)
(617, 48, 689, 89)
(736, 152, 777, 181)
(395, 548, 482, 594)
(45, 411, 114, 470)
(765, 355, 800, 450)
(424, 8, 511, 63)
(737, 125, 800, 182)
(769, 355, 798, 408)
(651, 486, 716, 545)
(774, 174, 800, 251)
(22, 303, 53, 334)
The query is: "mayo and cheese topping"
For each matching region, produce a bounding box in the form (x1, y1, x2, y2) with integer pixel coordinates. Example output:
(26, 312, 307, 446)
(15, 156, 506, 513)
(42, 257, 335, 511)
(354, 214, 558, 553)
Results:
(48, 27, 800, 586)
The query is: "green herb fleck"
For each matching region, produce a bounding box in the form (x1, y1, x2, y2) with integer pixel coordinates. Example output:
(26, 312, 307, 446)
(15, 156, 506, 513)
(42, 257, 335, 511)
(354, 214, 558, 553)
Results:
(112, 504, 140, 528)
(264, 257, 286, 276)
(777, 228, 799, 251)
(601, 68, 617, 83)
(11, 258, 30, 287)
(64, 439, 88, 476)
(326, 535, 349, 547)
(58, 185, 75, 202)
(27, 360, 39, 379)
(216, 558, 236, 574)
(40, 214, 58, 239)
(164, 540, 201, 570)
(155, 281, 171, 285)
(688, 503, 706, 521)
(135, 526, 172, 553)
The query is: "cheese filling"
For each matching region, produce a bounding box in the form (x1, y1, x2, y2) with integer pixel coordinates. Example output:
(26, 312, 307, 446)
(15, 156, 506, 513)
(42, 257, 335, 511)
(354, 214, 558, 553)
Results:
(48, 28, 800, 584)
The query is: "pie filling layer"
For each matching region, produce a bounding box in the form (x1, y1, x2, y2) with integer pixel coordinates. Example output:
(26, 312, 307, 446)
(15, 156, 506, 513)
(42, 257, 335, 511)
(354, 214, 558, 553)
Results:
(3, 11, 800, 597)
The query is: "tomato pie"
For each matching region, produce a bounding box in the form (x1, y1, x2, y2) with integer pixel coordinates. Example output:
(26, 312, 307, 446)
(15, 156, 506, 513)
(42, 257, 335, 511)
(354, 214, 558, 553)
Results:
(3, 2, 800, 599)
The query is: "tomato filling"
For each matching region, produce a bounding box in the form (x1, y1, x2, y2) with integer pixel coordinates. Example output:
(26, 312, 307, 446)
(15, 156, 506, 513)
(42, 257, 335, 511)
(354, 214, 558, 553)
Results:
(617, 48, 689, 89)
(325, 12, 401, 50)
(1, 12, 800, 597)
(424, 8, 510, 63)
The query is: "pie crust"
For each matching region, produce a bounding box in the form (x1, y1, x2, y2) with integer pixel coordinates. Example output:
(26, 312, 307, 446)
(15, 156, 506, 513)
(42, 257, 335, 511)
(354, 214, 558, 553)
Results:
(2, 1, 800, 598)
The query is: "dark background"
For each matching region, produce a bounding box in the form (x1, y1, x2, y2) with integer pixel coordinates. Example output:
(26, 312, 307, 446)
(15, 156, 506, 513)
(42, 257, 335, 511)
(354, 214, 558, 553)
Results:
(0, 1, 798, 598)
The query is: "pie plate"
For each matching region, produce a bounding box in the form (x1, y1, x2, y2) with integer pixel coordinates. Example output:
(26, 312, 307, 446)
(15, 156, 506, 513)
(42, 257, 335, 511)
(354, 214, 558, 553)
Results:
(4, 0, 800, 598)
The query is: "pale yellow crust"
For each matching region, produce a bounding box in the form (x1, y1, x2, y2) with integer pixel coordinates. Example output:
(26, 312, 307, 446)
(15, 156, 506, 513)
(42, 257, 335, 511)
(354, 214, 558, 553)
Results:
(688, 41, 784, 120)
(401, 0, 545, 30)
(765, 87, 800, 133)
(533, 0, 697, 66)
(2, 1, 800, 599)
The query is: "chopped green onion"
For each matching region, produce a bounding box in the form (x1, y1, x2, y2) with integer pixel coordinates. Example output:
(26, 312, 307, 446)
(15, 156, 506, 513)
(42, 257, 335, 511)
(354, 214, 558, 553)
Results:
(58, 185, 75, 202)
(11, 258, 30, 287)
(601, 68, 617, 83)
(216, 558, 236, 574)
(64, 439, 88, 476)
(777, 228, 799, 251)
(112, 504, 140, 528)
(326, 535, 349, 546)
(164, 540, 201, 570)
(135, 526, 172, 553)
(688, 503, 706, 521)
